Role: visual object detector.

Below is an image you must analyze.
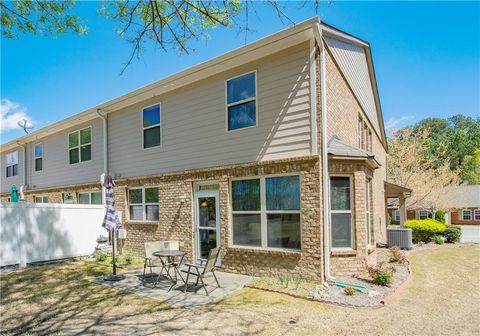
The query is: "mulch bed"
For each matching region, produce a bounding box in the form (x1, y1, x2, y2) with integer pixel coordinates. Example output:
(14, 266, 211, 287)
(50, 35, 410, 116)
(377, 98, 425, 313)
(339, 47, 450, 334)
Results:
(246, 247, 412, 308)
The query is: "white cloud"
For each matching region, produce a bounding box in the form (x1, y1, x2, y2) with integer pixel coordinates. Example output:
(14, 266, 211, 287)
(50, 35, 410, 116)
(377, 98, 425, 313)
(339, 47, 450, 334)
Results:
(0, 99, 34, 134)
(385, 115, 414, 137)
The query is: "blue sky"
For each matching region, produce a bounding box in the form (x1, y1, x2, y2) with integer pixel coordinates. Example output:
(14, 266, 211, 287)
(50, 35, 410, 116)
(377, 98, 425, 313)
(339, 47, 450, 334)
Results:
(1, 1, 479, 143)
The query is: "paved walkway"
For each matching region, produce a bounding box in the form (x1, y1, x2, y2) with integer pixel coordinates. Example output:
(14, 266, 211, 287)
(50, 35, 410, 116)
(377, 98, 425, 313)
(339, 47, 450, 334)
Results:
(91, 269, 252, 308)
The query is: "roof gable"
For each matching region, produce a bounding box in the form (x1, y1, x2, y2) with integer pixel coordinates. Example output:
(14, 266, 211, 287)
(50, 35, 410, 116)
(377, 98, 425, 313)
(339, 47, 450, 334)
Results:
(323, 35, 383, 145)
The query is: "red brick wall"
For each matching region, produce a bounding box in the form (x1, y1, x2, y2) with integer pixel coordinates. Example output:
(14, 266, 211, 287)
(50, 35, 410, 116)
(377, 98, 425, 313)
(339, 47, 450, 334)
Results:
(451, 208, 480, 225)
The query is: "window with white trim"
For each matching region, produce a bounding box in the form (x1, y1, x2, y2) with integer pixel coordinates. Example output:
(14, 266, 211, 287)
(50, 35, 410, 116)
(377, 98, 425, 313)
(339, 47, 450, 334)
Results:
(358, 116, 363, 148)
(474, 209, 480, 221)
(462, 209, 472, 221)
(34, 196, 48, 203)
(78, 191, 102, 205)
(34, 143, 43, 171)
(226, 72, 256, 131)
(142, 104, 161, 148)
(330, 176, 353, 249)
(128, 187, 159, 221)
(418, 210, 429, 220)
(366, 179, 372, 245)
(393, 210, 401, 222)
(68, 127, 91, 164)
(231, 175, 301, 249)
(5, 151, 18, 178)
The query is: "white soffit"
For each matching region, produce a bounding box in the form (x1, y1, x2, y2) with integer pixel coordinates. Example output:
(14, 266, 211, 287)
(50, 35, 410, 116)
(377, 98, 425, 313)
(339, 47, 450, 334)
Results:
(323, 36, 380, 135)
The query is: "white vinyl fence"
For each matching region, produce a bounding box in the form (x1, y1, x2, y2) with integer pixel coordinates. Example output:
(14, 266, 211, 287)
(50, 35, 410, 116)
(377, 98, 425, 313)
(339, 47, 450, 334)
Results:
(0, 202, 106, 267)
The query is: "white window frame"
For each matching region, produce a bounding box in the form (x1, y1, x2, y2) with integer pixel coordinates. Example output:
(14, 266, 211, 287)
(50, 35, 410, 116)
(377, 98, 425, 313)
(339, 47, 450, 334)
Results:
(225, 70, 258, 132)
(230, 173, 302, 251)
(474, 209, 480, 221)
(462, 209, 472, 221)
(330, 175, 355, 250)
(5, 151, 18, 178)
(358, 116, 363, 148)
(366, 178, 372, 246)
(128, 187, 159, 221)
(418, 209, 429, 220)
(34, 195, 48, 203)
(141, 103, 162, 149)
(393, 210, 401, 222)
(77, 191, 103, 204)
(68, 126, 92, 164)
(34, 143, 43, 172)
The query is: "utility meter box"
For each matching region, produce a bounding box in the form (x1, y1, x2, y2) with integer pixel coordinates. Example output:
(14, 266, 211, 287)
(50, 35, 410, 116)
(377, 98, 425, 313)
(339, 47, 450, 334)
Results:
(118, 229, 127, 239)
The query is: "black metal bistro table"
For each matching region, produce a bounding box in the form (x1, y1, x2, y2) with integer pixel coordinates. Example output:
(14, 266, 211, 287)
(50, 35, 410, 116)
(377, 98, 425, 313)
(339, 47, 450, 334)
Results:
(152, 250, 187, 291)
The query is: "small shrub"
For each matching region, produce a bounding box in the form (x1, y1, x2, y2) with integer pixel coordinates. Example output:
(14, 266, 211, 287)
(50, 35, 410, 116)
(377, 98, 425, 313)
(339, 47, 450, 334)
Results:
(364, 261, 394, 286)
(344, 287, 356, 296)
(389, 246, 407, 264)
(294, 277, 302, 290)
(279, 275, 290, 288)
(443, 226, 462, 243)
(404, 219, 446, 243)
(95, 251, 107, 262)
(435, 210, 446, 224)
(373, 270, 394, 286)
(125, 255, 133, 265)
(434, 235, 444, 245)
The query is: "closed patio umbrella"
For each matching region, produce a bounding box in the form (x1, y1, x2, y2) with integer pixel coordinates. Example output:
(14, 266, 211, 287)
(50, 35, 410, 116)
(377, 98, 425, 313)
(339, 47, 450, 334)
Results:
(102, 174, 125, 281)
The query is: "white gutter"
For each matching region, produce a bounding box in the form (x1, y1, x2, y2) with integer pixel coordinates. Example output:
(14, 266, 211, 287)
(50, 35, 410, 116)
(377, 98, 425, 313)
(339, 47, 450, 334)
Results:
(96, 109, 108, 175)
(315, 22, 335, 282)
(16, 141, 27, 199)
(96, 109, 108, 206)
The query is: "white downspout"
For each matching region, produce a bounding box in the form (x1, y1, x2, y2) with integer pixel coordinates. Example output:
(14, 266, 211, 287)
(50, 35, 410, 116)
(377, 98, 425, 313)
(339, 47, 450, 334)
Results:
(96, 109, 108, 205)
(316, 23, 335, 282)
(16, 141, 27, 200)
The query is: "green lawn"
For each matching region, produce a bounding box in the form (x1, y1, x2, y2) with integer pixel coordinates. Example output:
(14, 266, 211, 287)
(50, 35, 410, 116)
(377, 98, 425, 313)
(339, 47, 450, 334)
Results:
(1, 245, 479, 335)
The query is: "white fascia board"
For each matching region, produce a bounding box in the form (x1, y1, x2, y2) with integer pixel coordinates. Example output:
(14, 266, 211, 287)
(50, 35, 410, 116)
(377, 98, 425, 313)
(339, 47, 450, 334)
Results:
(1, 18, 319, 153)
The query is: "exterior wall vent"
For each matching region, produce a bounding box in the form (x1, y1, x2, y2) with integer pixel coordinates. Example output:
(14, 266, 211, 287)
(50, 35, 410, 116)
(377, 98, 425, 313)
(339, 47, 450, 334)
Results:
(387, 227, 413, 250)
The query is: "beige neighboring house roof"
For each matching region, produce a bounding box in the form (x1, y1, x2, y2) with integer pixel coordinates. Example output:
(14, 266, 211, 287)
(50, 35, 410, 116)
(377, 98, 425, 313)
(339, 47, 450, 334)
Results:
(438, 185, 480, 210)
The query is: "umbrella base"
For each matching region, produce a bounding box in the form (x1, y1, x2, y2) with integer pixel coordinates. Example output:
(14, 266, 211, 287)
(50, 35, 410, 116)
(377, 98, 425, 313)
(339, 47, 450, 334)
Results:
(103, 274, 126, 282)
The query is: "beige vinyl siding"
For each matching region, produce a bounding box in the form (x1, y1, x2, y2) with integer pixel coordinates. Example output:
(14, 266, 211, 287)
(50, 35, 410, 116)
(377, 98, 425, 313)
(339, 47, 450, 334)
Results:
(27, 119, 104, 190)
(324, 36, 380, 136)
(0, 148, 24, 194)
(108, 42, 312, 178)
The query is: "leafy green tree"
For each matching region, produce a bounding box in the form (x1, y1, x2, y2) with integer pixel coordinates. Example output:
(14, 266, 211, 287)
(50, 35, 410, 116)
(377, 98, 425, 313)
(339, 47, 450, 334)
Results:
(461, 149, 480, 185)
(1, 0, 314, 72)
(0, 0, 86, 38)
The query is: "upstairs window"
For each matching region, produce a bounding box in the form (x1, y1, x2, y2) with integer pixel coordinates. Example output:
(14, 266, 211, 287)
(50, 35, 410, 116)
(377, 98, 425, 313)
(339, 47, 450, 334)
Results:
(5, 151, 18, 178)
(462, 209, 472, 221)
(474, 209, 480, 221)
(142, 104, 161, 148)
(358, 117, 363, 148)
(34, 143, 43, 171)
(226, 72, 257, 131)
(128, 187, 159, 221)
(78, 191, 102, 205)
(69, 127, 91, 164)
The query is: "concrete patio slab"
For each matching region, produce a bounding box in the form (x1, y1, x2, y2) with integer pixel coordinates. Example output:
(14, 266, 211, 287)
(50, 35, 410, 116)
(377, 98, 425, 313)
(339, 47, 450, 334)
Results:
(91, 269, 252, 308)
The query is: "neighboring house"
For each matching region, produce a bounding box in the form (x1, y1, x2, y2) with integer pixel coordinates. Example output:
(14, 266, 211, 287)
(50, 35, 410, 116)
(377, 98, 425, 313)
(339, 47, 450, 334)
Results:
(406, 185, 480, 225)
(0, 17, 399, 280)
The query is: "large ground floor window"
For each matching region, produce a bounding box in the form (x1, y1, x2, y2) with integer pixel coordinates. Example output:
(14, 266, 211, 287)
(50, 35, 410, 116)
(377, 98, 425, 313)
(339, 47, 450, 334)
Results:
(330, 176, 353, 249)
(231, 175, 301, 250)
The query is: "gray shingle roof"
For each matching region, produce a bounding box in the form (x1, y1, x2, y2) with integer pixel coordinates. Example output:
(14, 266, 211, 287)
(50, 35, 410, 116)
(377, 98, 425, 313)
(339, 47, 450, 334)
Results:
(438, 185, 480, 208)
(327, 135, 371, 158)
